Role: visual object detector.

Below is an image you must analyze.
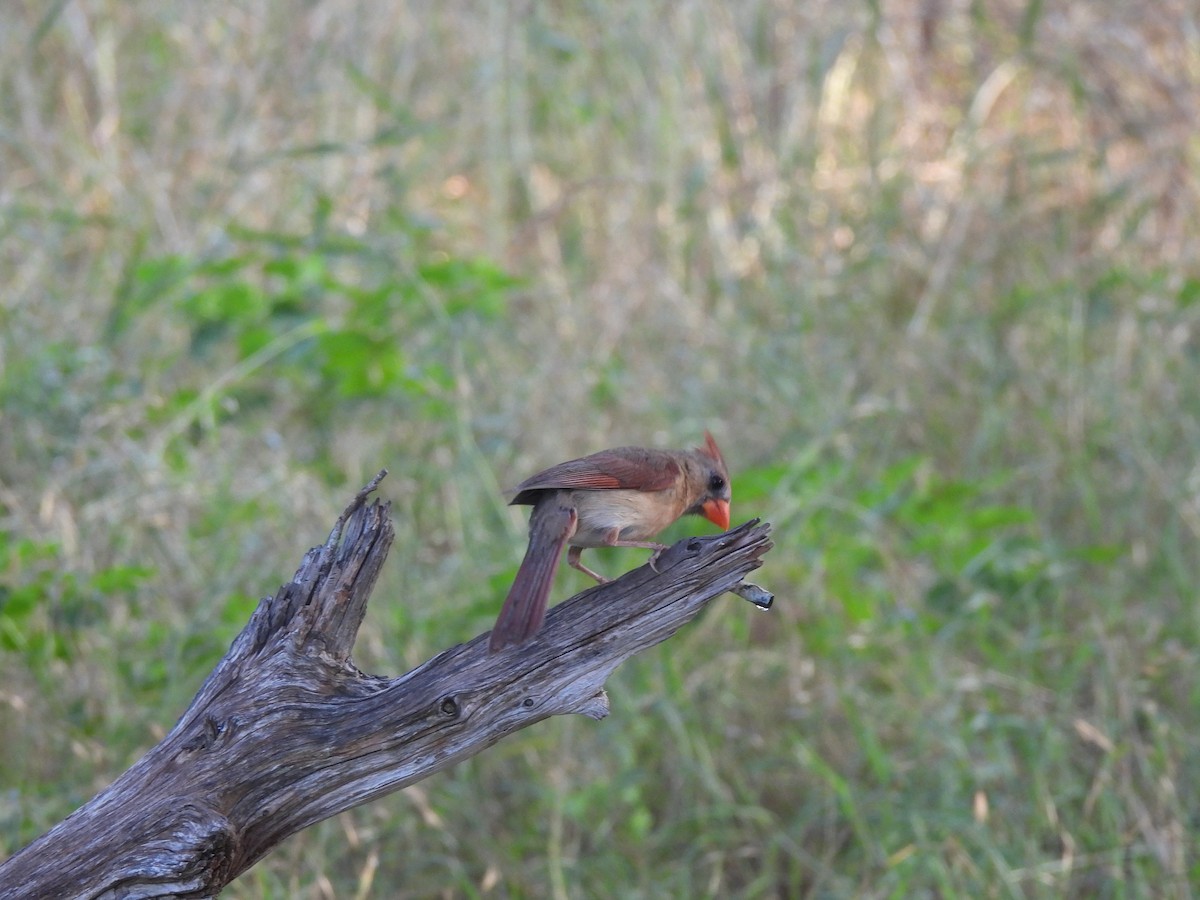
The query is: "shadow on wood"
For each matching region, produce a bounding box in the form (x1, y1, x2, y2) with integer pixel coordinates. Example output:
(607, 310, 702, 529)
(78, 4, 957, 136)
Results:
(0, 472, 773, 898)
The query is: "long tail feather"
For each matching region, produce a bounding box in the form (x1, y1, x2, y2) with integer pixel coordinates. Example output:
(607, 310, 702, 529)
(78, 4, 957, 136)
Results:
(488, 500, 577, 653)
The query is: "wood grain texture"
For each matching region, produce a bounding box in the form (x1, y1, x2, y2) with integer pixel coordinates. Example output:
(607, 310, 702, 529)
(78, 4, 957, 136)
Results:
(0, 474, 772, 899)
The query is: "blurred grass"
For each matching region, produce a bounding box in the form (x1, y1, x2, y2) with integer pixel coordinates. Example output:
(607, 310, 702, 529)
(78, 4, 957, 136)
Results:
(2, 0, 1199, 896)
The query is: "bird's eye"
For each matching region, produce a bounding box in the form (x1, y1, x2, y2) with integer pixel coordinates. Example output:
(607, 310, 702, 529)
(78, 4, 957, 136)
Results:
(708, 473, 726, 492)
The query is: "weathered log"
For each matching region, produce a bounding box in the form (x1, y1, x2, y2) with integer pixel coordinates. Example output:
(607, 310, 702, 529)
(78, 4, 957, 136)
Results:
(0, 473, 772, 898)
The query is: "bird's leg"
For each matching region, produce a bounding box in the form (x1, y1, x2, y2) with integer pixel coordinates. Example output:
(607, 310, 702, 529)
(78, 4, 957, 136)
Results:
(608, 540, 671, 551)
(568, 545, 610, 584)
(602, 532, 671, 573)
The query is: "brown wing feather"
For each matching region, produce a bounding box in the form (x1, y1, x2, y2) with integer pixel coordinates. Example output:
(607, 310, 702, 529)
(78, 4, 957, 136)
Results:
(509, 449, 680, 505)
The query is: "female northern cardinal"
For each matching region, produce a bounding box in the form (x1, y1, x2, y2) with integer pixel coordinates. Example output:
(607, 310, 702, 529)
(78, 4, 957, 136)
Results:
(488, 432, 732, 652)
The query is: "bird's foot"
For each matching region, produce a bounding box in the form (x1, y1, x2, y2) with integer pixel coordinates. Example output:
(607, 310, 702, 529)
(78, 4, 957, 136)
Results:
(646, 543, 670, 573)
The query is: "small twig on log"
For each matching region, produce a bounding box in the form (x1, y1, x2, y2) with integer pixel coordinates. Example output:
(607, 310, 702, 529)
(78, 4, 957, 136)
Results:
(0, 474, 772, 899)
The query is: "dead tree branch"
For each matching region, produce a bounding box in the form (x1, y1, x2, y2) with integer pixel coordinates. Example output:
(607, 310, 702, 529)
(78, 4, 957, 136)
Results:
(0, 473, 772, 898)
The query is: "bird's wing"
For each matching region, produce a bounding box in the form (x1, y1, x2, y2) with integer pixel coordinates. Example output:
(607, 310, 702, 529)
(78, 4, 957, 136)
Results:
(510, 449, 680, 500)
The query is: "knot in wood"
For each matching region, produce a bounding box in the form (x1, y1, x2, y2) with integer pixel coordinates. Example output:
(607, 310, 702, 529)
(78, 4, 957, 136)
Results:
(180, 714, 226, 754)
(438, 696, 460, 717)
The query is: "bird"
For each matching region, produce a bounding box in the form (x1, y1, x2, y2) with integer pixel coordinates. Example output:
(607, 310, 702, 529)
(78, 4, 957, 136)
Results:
(487, 432, 732, 652)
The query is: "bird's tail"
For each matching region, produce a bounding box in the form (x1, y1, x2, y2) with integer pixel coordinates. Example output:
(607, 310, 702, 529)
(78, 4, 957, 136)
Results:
(488, 500, 578, 653)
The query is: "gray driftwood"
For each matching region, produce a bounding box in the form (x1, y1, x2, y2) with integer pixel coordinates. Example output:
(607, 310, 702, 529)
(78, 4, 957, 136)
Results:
(0, 473, 772, 899)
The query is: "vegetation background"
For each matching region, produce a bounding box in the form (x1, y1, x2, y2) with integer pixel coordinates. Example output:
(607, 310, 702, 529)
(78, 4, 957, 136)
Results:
(2, 1, 1198, 896)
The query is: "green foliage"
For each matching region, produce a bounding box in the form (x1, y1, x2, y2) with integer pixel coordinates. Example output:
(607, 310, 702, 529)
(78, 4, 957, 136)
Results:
(0, 532, 154, 663)
(119, 218, 522, 458)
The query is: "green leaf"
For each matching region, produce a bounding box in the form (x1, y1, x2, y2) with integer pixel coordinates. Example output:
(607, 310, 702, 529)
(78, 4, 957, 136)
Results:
(88, 565, 156, 594)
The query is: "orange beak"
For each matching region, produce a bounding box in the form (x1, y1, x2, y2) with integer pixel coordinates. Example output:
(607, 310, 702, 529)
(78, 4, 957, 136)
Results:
(701, 498, 731, 531)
